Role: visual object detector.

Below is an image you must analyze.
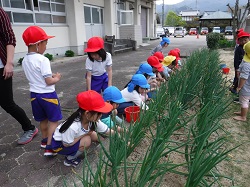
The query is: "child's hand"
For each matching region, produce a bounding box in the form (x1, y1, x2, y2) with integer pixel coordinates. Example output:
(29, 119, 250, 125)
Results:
(53, 72, 61, 80)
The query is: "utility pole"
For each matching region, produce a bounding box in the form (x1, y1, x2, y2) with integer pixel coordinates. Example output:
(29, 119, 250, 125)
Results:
(162, 0, 164, 27)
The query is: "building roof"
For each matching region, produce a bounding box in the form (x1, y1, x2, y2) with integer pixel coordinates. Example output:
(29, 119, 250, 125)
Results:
(179, 10, 200, 17)
(200, 11, 232, 20)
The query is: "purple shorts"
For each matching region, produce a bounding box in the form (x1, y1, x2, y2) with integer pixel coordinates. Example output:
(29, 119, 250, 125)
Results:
(51, 137, 80, 156)
(91, 73, 108, 93)
(31, 92, 62, 122)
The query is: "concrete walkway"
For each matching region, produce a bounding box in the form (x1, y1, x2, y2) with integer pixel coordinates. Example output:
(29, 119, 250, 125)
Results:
(0, 36, 207, 187)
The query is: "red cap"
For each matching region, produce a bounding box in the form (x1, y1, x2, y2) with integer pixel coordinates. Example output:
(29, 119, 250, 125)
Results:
(237, 31, 250, 39)
(84, 37, 104, 52)
(22, 26, 54, 46)
(173, 48, 180, 53)
(76, 90, 112, 113)
(237, 28, 244, 34)
(153, 52, 164, 62)
(168, 49, 181, 61)
(147, 56, 164, 72)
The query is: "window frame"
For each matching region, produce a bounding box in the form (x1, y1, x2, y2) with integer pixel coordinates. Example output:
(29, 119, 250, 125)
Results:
(0, 0, 66, 25)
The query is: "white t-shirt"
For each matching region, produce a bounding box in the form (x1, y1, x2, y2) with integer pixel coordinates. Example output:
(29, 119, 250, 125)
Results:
(53, 120, 109, 144)
(0, 58, 4, 68)
(22, 53, 55, 93)
(121, 87, 148, 110)
(85, 52, 112, 76)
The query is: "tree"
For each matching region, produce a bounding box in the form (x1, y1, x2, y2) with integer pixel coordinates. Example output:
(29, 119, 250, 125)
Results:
(164, 11, 186, 26)
(227, 0, 250, 40)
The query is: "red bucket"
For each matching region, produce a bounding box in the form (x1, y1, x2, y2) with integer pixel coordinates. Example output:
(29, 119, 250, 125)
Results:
(124, 106, 140, 123)
(222, 67, 230, 74)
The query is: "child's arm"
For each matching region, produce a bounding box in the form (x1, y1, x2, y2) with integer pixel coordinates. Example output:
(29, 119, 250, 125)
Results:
(45, 72, 61, 85)
(237, 78, 247, 92)
(86, 71, 92, 90)
(106, 66, 112, 86)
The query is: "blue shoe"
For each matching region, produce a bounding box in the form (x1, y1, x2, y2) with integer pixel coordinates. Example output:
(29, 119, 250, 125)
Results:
(229, 88, 237, 95)
(44, 145, 57, 157)
(64, 157, 81, 167)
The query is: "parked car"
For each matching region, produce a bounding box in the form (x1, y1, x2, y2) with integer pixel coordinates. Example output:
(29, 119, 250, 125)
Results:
(225, 26, 233, 35)
(156, 27, 167, 38)
(200, 27, 208, 35)
(212, 27, 221, 33)
(189, 28, 197, 35)
(173, 27, 184, 37)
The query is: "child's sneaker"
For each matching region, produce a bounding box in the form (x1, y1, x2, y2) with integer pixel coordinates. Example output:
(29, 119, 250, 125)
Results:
(40, 138, 48, 149)
(44, 145, 57, 157)
(64, 157, 81, 167)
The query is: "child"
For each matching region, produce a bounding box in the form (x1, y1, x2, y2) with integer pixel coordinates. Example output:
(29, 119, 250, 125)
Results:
(147, 56, 165, 83)
(117, 74, 150, 115)
(101, 86, 126, 132)
(230, 31, 250, 94)
(233, 41, 250, 121)
(168, 48, 182, 68)
(84, 37, 112, 93)
(22, 26, 62, 156)
(51, 90, 114, 167)
(161, 55, 177, 79)
(153, 52, 164, 62)
(151, 37, 170, 55)
(135, 63, 157, 101)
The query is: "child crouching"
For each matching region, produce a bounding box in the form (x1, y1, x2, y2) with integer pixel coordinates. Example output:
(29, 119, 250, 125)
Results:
(51, 90, 114, 167)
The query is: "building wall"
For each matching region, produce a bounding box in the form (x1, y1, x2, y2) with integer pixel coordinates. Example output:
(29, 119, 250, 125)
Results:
(13, 26, 70, 60)
(2, 0, 156, 63)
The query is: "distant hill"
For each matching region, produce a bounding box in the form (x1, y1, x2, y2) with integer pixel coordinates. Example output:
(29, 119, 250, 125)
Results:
(156, 0, 249, 14)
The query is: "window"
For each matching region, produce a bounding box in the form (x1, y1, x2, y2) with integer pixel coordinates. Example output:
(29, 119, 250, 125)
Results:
(84, 5, 103, 25)
(84, 6, 91, 23)
(0, 0, 66, 24)
(118, 10, 133, 25)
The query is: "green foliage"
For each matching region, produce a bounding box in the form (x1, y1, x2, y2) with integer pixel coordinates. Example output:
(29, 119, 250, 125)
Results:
(218, 39, 235, 48)
(164, 11, 186, 26)
(65, 50, 75, 57)
(44, 53, 53, 61)
(18, 57, 24, 65)
(206, 33, 220, 49)
(207, 33, 235, 49)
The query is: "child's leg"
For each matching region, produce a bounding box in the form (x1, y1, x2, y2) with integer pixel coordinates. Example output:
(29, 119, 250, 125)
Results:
(64, 136, 92, 167)
(233, 107, 248, 121)
(40, 119, 48, 139)
(233, 95, 250, 121)
(47, 121, 59, 145)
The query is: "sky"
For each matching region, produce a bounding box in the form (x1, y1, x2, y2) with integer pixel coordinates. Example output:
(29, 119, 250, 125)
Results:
(155, 0, 184, 5)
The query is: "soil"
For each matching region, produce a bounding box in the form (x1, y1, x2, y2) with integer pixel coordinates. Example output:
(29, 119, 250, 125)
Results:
(123, 49, 250, 187)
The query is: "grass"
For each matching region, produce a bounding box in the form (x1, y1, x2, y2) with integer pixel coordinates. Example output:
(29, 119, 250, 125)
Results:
(63, 48, 248, 187)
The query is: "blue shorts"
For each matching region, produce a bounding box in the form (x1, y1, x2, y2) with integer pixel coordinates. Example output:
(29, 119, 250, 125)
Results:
(31, 92, 63, 122)
(51, 137, 80, 156)
(91, 73, 108, 94)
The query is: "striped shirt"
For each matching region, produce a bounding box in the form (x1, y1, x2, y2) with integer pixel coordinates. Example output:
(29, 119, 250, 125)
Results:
(0, 8, 16, 66)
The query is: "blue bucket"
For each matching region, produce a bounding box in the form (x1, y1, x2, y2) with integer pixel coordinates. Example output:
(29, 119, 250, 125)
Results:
(219, 64, 227, 69)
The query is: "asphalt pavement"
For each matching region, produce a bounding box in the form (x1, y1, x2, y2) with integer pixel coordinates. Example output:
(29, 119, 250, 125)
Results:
(0, 35, 207, 187)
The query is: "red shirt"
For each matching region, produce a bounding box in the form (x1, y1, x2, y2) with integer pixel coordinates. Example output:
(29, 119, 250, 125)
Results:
(0, 8, 16, 66)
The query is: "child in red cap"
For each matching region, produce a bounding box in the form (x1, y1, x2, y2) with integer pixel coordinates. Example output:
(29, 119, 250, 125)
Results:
(22, 26, 62, 157)
(168, 48, 182, 68)
(84, 37, 112, 93)
(51, 90, 114, 167)
(230, 31, 250, 95)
